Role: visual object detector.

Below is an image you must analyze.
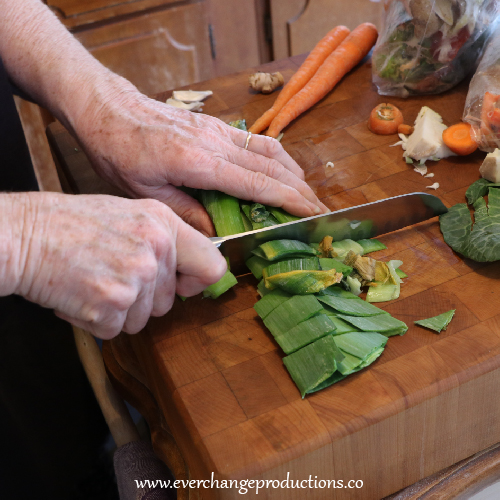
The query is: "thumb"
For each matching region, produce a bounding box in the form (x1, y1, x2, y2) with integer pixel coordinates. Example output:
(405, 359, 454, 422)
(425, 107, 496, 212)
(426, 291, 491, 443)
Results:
(140, 184, 216, 237)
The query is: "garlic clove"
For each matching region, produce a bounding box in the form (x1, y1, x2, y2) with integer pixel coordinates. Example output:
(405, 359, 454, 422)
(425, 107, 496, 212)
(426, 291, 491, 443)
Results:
(172, 90, 213, 103)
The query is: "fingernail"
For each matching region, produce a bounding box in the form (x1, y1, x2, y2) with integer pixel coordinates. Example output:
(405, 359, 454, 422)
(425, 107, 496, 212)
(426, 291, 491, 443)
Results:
(314, 206, 322, 215)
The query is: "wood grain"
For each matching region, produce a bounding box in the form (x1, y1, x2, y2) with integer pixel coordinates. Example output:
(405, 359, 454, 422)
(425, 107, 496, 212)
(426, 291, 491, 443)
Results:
(49, 58, 500, 499)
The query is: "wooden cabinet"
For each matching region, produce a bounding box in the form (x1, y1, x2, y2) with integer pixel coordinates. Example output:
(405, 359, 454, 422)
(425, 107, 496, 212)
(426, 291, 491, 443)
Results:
(270, 0, 384, 59)
(45, 0, 271, 96)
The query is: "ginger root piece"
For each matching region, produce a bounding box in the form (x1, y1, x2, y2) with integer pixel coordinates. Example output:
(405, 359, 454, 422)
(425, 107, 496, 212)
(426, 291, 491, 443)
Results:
(249, 72, 284, 94)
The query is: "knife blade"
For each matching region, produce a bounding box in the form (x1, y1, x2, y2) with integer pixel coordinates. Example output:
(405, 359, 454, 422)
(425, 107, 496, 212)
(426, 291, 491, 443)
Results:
(211, 192, 447, 275)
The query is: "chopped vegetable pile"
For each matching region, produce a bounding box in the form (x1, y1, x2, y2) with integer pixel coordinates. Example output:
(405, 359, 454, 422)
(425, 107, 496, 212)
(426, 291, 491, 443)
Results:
(248, 237, 408, 397)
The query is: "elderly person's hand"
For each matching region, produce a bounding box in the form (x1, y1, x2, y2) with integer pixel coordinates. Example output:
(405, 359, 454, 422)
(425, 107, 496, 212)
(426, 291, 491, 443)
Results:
(0, 192, 226, 339)
(68, 81, 327, 236)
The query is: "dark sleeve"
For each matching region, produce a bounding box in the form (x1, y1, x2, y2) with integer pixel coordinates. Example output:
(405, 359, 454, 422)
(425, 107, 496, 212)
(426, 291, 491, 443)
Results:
(0, 56, 39, 192)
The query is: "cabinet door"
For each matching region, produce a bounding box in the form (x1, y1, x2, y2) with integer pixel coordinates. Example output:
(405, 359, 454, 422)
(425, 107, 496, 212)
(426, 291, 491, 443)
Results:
(271, 0, 383, 58)
(75, 2, 214, 96)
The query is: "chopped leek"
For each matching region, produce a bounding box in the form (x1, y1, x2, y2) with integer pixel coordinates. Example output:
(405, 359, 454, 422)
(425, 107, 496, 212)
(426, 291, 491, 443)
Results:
(321, 312, 361, 334)
(414, 309, 456, 333)
(266, 206, 301, 224)
(241, 203, 277, 230)
(245, 255, 269, 280)
(317, 295, 386, 317)
(366, 283, 399, 303)
(283, 335, 344, 398)
(264, 257, 321, 277)
(319, 258, 353, 275)
(337, 313, 408, 336)
(254, 288, 291, 319)
(333, 332, 388, 360)
(275, 314, 336, 354)
(240, 209, 253, 232)
(316, 287, 359, 299)
(228, 119, 247, 131)
(252, 239, 317, 261)
(203, 269, 238, 299)
(200, 190, 245, 237)
(331, 239, 364, 260)
(356, 239, 387, 254)
(264, 268, 343, 295)
(263, 295, 323, 337)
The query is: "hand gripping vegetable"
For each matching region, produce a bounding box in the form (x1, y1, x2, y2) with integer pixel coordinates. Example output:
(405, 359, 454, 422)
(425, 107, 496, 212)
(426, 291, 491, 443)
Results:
(265, 23, 378, 138)
(368, 103, 404, 135)
(249, 25, 350, 134)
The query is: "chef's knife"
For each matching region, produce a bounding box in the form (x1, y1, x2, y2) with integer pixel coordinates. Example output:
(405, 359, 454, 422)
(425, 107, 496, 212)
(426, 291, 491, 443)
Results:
(211, 192, 447, 275)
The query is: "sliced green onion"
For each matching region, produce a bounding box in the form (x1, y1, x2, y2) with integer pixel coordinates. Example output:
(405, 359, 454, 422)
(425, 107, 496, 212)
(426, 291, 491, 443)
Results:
(283, 335, 343, 398)
(275, 314, 336, 354)
(414, 309, 456, 333)
(200, 190, 245, 237)
(203, 269, 238, 299)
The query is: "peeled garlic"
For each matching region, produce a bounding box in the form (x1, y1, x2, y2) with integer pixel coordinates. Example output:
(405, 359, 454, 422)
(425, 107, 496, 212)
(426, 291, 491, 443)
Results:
(426, 182, 440, 190)
(166, 98, 204, 111)
(172, 90, 213, 103)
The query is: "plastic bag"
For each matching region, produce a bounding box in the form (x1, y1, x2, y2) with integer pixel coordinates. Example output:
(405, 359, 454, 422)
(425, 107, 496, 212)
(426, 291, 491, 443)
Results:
(463, 28, 500, 151)
(372, 0, 499, 97)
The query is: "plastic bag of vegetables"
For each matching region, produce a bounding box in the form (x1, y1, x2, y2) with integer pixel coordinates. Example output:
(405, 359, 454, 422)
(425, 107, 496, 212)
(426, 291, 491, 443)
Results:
(463, 28, 500, 152)
(372, 0, 499, 97)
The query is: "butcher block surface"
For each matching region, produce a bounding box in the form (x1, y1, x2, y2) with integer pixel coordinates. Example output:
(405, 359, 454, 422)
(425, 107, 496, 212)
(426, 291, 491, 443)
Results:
(48, 56, 500, 499)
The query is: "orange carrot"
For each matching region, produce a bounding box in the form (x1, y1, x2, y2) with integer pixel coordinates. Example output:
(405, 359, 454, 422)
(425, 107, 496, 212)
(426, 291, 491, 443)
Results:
(442, 123, 478, 156)
(397, 123, 414, 135)
(248, 26, 350, 134)
(266, 23, 378, 139)
(368, 103, 404, 135)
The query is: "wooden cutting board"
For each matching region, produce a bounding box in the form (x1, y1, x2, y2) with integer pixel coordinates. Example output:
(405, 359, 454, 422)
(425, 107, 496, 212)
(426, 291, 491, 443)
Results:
(48, 56, 500, 500)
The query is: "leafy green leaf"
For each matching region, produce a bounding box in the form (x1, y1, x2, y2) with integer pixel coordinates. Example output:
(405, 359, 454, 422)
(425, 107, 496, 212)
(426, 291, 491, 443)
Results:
(465, 179, 500, 204)
(440, 187, 500, 262)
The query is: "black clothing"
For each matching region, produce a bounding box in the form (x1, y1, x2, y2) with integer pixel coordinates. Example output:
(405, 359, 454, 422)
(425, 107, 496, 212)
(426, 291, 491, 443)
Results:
(0, 56, 114, 499)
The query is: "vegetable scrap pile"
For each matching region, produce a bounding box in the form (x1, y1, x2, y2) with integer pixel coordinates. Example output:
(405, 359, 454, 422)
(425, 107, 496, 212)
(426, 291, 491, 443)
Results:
(247, 237, 408, 397)
(372, 0, 497, 97)
(440, 178, 500, 262)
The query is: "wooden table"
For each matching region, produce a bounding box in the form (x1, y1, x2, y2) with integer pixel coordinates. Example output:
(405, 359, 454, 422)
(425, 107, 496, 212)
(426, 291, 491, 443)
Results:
(48, 56, 500, 500)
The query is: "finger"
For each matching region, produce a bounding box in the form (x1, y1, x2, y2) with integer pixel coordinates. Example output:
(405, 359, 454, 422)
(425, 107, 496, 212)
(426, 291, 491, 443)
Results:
(122, 280, 156, 334)
(135, 185, 216, 237)
(228, 128, 305, 180)
(223, 145, 322, 207)
(204, 158, 322, 217)
(173, 220, 227, 296)
(54, 310, 126, 340)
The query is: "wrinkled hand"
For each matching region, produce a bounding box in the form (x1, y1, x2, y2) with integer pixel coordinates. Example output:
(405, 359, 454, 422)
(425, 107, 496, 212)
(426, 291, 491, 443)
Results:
(7, 192, 226, 339)
(72, 83, 327, 236)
